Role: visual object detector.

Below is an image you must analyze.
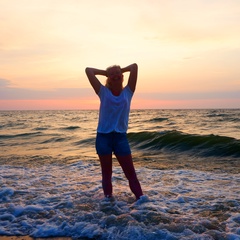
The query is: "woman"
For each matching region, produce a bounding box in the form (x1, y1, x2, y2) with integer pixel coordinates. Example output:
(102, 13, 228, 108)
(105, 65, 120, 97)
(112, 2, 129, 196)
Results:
(85, 63, 143, 200)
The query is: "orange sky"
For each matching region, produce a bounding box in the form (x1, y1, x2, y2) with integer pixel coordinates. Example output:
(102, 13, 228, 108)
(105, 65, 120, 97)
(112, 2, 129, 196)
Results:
(0, 0, 239, 110)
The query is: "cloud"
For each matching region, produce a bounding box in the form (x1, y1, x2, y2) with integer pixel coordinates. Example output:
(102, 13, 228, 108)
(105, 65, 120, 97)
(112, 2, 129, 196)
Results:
(0, 85, 95, 100)
(135, 91, 240, 101)
(136, 0, 240, 46)
(1, 81, 239, 103)
(0, 79, 11, 87)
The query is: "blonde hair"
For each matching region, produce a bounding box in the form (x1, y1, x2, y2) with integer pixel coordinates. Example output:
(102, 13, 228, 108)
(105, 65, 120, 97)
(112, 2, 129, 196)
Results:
(105, 65, 123, 89)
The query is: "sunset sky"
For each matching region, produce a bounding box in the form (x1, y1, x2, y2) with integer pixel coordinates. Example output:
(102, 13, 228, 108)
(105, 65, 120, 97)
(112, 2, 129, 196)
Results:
(0, 0, 239, 110)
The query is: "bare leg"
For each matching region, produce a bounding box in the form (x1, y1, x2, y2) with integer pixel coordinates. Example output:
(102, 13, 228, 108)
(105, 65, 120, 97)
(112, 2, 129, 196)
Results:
(98, 154, 113, 197)
(116, 154, 143, 199)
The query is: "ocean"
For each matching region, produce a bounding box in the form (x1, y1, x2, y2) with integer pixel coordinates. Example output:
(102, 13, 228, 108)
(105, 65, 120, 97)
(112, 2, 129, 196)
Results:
(0, 109, 239, 239)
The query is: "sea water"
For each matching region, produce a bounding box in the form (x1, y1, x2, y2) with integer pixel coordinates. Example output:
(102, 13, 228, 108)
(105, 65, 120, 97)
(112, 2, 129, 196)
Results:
(0, 109, 239, 239)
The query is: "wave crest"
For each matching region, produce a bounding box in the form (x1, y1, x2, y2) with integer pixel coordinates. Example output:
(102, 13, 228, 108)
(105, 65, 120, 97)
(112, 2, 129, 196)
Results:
(128, 131, 240, 158)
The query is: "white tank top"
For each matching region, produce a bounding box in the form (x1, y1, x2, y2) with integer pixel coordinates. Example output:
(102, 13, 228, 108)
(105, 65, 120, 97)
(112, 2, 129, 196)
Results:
(97, 85, 133, 133)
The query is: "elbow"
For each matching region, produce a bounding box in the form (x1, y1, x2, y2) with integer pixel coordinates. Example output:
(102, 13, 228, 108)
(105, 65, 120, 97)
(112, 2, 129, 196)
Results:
(132, 63, 138, 73)
(85, 67, 93, 77)
(131, 63, 138, 72)
(85, 67, 90, 74)
(132, 63, 138, 68)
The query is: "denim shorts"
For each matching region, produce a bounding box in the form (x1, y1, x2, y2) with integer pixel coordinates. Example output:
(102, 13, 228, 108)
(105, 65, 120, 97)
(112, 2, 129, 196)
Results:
(96, 132, 131, 156)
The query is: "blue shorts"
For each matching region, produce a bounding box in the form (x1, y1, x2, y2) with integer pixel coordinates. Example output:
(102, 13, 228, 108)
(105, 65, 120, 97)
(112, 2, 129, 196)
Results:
(96, 132, 131, 156)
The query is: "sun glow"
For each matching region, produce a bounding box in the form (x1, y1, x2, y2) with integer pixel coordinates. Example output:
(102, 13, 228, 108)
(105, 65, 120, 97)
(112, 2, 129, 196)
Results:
(0, 0, 239, 110)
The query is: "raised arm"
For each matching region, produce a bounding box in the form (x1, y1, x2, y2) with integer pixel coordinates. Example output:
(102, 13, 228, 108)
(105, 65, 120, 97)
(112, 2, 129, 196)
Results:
(121, 63, 138, 93)
(85, 67, 107, 94)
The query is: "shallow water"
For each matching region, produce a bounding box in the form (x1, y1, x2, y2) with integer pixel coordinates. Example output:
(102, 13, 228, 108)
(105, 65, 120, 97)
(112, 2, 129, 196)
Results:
(1, 161, 240, 239)
(0, 109, 240, 239)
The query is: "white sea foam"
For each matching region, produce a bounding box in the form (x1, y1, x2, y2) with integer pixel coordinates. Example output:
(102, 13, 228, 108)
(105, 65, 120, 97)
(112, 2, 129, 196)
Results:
(0, 160, 239, 239)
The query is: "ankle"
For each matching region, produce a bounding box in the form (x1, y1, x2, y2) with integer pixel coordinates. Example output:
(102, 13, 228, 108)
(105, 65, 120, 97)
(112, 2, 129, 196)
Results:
(105, 194, 112, 198)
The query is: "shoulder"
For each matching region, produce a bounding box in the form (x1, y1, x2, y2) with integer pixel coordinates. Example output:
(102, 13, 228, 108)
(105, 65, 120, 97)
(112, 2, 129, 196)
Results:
(125, 85, 133, 93)
(98, 85, 110, 97)
(123, 85, 134, 96)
